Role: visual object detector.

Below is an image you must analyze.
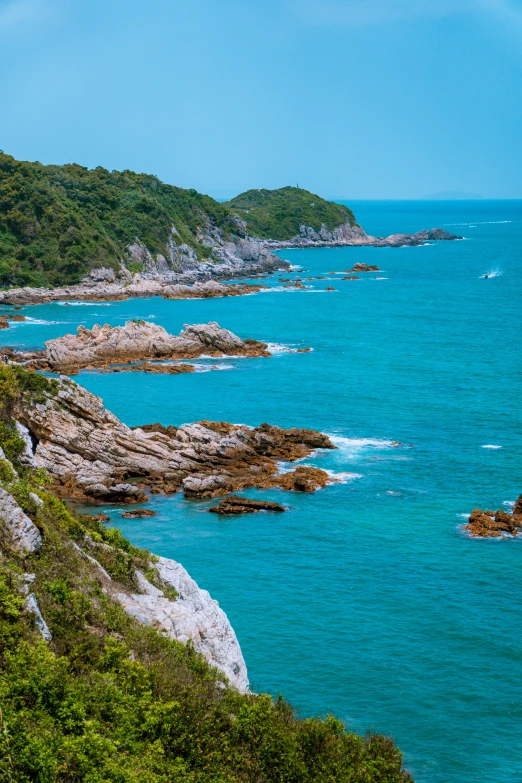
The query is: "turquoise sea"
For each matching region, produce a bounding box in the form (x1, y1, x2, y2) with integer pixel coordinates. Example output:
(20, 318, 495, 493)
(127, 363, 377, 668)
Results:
(3, 200, 522, 783)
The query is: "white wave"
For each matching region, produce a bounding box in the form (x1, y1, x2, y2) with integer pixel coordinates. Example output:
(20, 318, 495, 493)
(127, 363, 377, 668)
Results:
(289, 264, 304, 271)
(479, 269, 503, 278)
(266, 342, 293, 354)
(503, 500, 515, 509)
(192, 363, 233, 372)
(457, 512, 470, 519)
(323, 469, 362, 483)
(444, 220, 511, 227)
(375, 277, 388, 280)
(386, 490, 401, 496)
(329, 436, 396, 453)
(58, 301, 112, 307)
(481, 444, 502, 449)
(20, 318, 67, 325)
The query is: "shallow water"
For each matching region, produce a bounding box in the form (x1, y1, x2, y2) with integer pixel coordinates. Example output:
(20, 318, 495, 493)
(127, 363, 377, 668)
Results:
(4, 200, 522, 783)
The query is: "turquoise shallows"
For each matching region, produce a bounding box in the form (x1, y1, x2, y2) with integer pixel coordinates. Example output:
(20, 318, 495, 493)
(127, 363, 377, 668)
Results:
(4, 200, 522, 783)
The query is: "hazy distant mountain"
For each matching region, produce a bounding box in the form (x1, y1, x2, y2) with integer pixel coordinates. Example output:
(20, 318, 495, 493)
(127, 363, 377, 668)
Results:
(423, 190, 484, 200)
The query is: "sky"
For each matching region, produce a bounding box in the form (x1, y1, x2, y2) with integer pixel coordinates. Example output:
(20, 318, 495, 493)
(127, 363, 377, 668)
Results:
(0, 0, 521, 199)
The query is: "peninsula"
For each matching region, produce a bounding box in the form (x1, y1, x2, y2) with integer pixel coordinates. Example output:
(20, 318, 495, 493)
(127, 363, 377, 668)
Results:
(0, 153, 460, 305)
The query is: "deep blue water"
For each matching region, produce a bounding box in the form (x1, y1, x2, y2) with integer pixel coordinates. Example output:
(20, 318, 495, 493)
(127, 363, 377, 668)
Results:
(3, 201, 522, 783)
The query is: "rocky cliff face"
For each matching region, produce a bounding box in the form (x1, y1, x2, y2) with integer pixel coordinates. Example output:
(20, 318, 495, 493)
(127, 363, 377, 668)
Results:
(14, 376, 336, 503)
(0, 463, 249, 691)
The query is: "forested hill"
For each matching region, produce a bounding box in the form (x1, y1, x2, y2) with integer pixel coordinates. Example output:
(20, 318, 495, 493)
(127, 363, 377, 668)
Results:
(0, 154, 358, 288)
(0, 153, 232, 288)
(225, 186, 356, 240)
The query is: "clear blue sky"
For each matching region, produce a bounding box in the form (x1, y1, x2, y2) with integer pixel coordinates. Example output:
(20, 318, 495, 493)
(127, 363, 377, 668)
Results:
(1, 0, 521, 198)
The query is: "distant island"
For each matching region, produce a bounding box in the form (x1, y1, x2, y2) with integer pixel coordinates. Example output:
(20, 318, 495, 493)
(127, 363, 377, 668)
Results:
(422, 190, 484, 200)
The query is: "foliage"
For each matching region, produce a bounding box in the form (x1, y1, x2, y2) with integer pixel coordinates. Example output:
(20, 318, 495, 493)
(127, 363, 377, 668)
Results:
(0, 153, 231, 288)
(226, 186, 357, 240)
(0, 459, 412, 781)
(0, 153, 361, 288)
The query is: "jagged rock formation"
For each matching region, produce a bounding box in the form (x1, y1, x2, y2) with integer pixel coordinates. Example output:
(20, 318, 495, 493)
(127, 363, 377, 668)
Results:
(30, 321, 270, 372)
(465, 496, 522, 538)
(14, 377, 336, 503)
(209, 495, 286, 514)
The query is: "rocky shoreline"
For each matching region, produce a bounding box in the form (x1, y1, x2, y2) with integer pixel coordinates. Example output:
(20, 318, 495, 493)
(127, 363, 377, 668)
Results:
(0, 224, 461, 307)
(13, 373, 337, 504)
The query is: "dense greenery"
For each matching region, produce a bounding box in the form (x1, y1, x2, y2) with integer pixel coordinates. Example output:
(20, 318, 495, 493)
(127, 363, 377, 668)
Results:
(0, 367, 412, 782)
(0, 154, 361, 289)
(225, 187, 356, 240)
(0, 153, 231, 288)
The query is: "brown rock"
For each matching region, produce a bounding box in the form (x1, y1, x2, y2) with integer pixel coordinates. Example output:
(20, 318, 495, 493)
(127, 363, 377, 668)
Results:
(121, 508, 157, 518)
(276, 466, 332, 493)
(342, 275, 360, 280)
(347, 263, 380, 273)
(465, 505, 521, 538)
(0, 318, 9, 330)
(208, 495, 286, 515)
(325, 286, 336, 291)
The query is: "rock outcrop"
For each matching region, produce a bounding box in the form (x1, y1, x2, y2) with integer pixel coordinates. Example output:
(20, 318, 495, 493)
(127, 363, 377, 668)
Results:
(111, 558, 249, 692)
(14, 377, 337, 503)
(208, 495, 286, 515)
(37, 321, 270, 371)
(465, 497, 522, 538)
(262, 224, 461, 250)
(0, 487, 42, 553)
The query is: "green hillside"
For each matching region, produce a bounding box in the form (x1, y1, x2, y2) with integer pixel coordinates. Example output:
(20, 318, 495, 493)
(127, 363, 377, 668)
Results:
(0, 154, 360, 289)
(225, 187, 356, 240)
(0, 364, 412, 782)
(0, 153, 231, 288)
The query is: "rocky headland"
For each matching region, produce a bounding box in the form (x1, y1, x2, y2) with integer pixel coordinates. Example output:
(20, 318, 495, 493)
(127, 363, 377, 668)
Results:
(12, 373, 336, 504)
(465, 495, 522, 538)
(261, 224, 461, 250)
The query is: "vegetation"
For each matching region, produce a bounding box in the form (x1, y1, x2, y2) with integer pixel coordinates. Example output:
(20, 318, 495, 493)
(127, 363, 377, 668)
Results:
(0, 153, 231, 288)
(225, 187, 356, 240)
(0, 365, 412, 782)
(0, 153, 361, 289)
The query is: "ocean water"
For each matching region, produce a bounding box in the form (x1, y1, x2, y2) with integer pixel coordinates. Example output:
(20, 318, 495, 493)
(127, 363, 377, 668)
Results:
(3, 200, 522, 783)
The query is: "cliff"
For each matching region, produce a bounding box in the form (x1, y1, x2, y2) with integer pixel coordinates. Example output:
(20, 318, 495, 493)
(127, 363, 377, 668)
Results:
(0, 364, 413, 781)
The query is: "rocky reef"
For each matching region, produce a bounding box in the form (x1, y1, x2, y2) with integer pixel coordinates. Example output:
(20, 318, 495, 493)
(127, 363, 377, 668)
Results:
(208, 495, 286, 515)
(12, 374, 336, 504)
(23, 320, 270, 372)
(465, 495, 522, 538)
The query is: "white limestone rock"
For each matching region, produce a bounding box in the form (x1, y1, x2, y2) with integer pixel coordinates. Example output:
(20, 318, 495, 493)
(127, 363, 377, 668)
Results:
(0, 487, 42, 553)
(25, 593, 52, 641)
(113, 558, 249, 693)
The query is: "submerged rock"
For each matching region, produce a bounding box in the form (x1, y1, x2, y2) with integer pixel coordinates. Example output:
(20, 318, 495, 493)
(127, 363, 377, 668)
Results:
(208, 495, 286, 515)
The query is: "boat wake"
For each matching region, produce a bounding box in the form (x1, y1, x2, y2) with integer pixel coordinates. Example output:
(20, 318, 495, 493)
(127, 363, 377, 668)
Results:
(479, 269, 503, 279)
